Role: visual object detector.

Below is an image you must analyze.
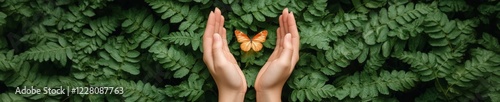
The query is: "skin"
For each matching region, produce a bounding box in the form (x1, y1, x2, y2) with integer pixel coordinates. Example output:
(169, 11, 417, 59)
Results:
(203, 8, 247, 102)
(202, 8, 299, 102)
(254, 8, 300, 102)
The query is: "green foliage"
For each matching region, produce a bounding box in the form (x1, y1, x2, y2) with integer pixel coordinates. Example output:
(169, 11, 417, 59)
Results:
(0, 50, 21, 71)
(0, 0, 499, 101)
(165, 74, 205, 101)
(333, 70, 418, 101)
(289, 71, 335, 102)
(82, 16, 118, 40)
(21, 42, 72, 65)
(94, 79, 166, 102)
(164, 31, 202, 51)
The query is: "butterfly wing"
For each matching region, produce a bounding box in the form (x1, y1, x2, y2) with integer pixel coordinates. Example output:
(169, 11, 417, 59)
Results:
(235, 30, 252, 52)
(250, 30, 268, 51)
(235, 30, 250, 43)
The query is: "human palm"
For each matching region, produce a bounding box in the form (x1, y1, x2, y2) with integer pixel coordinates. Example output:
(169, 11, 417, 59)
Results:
(254, 8, 300, 101)
(202, 8, 247, 101)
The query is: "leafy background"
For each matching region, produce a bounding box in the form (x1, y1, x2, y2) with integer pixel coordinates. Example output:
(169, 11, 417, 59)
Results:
(0, 0, 499, 101)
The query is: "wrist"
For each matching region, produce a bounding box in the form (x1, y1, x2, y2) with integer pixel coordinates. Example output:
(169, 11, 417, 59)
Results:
(255, 87, 283, 102)
(218, 87, 246, 102)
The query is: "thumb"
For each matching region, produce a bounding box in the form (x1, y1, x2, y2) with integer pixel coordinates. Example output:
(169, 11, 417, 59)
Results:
(279, 33, 293, 63)
(212, 33, 227, 63)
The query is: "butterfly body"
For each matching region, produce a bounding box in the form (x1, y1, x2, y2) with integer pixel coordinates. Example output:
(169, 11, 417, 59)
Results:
(234, 30, 268, 52)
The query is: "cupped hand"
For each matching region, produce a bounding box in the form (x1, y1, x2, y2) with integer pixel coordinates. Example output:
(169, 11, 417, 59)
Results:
(202, 8, 247, 101)
(254, 8, 300, 101)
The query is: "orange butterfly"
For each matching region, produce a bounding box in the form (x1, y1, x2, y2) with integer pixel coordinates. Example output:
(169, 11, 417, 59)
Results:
(235, 30, 268, 52)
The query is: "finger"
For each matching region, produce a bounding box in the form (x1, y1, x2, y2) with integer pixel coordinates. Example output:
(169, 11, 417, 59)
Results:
(212, 33, 227, 72)
(282, 8, 289, 34)
(219, 16, 230, 55)
(214, 7, 221, 34)
(220, 16, 226, 43)
(287, 12, 299, 73)
(278, 27, 285, 57)
(279, 15, 285, 36)
(203, 11, 215, 71)
(278, 15, 285, 45)
(221, 28, 237, 64)
(287, 12, 300, 65)
(279, 33, 293, 65)
(277, 15, 286, 58)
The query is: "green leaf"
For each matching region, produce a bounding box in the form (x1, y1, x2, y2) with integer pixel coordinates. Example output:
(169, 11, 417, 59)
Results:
(21, 42, 70, 64)
(122, 19, 134, 27)
(82, 29, 95, 36)
(243, 67, 259, 87)
(126, 51, 140, 58)
(174, 68, 189, 78)
(121, 62, 140, 75)
(252, 12, 266, 22)
(241, 14, 253, 24)
(82, 9, 96, 17)
(141, 37, 156, 49)
(382, 41, 391, 57)
(163, 31, 202, 51)
(42, 18, 57, 26)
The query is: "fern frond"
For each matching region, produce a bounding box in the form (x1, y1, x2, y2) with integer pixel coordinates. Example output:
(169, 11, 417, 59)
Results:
(237, 0, 287, 23)
(163, 31, 202, 51)
(299, 24, 332, 50)
(333, 70, 418, 100)
(94, 79, 166, 102)
(363, 2, 432, 45)
(438, 0, 472, 12)
(0, 50, 22, 71)
(303, 52, 341, 76)
(21, 42, 72, 65)
(325, 36, 366, 70)
(394, 51, 455, 81)
(96, 36, 142, 75)
(332, 13, 368, 34)
(478, 33, 500, 53)
(146, 0, 186, 22)
(446, 48, 500, 87)
(165, 74, 205, 101)
(243, 67, 259, 87)
(147, 0, 205, 31)
(72, 35, 103, 54)
(363, 52, 386, 72)
(41, 5, 91, 32)
(422, 12, 477, 48)
(82, 16, 119, 40)
(149, 45, 195, 78)
(289, 71, 335, 102)
(3, 62, 85, 100)
(0, 0, 34, 18)
(122, 9, 169, 49)
(0, 93, 28, 102)
(302, 0, 328, 22)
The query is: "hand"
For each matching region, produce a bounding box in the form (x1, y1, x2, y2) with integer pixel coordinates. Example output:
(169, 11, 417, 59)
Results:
(202, 8, 247, 102)
(254, 8, 300, 102)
